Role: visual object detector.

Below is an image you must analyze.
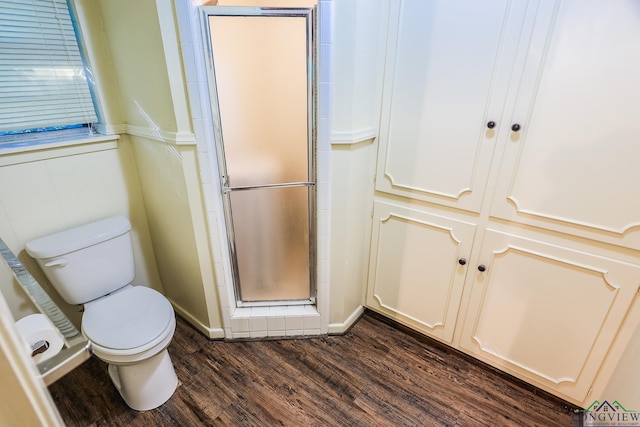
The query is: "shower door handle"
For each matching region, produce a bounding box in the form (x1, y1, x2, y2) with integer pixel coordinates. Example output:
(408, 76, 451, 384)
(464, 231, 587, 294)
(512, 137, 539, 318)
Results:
(222, 181, 315, 193)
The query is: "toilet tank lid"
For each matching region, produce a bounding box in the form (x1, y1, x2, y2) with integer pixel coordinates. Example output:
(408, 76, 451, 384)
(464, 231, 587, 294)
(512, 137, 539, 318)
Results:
(25, 216, 131, 259)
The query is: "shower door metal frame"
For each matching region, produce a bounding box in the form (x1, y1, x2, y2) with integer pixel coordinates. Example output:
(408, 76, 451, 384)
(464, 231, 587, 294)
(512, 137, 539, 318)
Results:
(200, 6, 317, 307)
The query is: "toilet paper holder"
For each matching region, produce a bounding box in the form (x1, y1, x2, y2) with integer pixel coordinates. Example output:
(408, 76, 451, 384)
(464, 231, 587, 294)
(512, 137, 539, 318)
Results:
(31, 339, 50, 357)
(0, 237, 91, 385)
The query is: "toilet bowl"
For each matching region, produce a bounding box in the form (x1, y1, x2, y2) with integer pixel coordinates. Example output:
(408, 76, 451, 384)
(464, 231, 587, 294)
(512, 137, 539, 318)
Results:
(82, 285, 178, 410)
(25, 216, 178, 411)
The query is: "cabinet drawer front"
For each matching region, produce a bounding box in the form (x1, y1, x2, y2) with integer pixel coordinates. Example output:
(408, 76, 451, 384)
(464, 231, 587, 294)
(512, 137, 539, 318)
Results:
(375, 0, 525, 212)
(366, 201, 475, 343)
(459, 229, 640, 403)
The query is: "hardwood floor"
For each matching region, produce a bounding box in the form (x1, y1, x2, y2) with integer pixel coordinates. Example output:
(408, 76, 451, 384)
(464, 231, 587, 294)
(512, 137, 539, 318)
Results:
(48, 311, 577, 426)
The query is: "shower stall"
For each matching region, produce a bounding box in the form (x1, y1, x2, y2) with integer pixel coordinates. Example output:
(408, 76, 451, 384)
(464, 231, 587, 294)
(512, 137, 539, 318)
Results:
(201, 6, 317, 306)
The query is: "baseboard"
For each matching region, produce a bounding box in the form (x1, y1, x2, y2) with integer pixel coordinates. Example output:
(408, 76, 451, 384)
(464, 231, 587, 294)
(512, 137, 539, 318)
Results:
(328, 305, 365, 335)
(168, 298, 225, 339)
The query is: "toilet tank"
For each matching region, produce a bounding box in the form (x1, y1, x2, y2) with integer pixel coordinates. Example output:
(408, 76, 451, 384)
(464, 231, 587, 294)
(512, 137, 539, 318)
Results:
(25, 216, 135, 305)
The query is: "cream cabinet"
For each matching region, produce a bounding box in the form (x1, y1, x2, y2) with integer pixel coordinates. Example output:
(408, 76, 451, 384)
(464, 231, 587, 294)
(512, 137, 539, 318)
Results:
(490, 0, 640, 250)
(458, 229, 640, 402)
(366, 0, 640, 406)
(375, 0, 554, 213)
(366, 201, 475, 344)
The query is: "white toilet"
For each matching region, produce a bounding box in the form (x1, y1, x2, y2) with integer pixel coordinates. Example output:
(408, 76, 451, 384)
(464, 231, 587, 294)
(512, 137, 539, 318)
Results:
(25, 216, 178, 411)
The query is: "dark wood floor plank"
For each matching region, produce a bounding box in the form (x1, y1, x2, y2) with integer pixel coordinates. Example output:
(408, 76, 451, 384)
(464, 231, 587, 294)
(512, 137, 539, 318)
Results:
(48, 311, 576, 426)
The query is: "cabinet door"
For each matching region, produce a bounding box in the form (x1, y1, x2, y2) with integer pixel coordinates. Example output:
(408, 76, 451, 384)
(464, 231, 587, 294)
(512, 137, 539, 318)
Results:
(375, 0, 528, 212)
(491, 0, 640, 249)
(366, 201, 475, 343)
(459, 229, 640, 403)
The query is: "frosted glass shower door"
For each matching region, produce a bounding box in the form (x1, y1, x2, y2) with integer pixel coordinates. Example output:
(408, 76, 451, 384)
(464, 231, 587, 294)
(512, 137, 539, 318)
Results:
(202, 7, 316, 304)
(230, 187, 311, 302)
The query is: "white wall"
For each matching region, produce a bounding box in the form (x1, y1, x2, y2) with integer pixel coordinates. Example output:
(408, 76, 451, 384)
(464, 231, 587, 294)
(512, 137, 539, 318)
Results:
(92, 0, 178, 132)
(0, 138, 162, 327)
(94, 0, 223, 336)
(0, 0, 224, 338)
(331, 1, 388, 137)
(328, 0, 388, 330)
(0, 1, 392, 423)
(130, 137, 220, 333)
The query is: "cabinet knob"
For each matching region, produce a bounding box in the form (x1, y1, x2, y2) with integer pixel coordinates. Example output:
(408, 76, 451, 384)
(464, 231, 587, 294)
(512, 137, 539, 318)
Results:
(477, 264, 487, 272)
(487, 121, 496, 129)
(511, 123, 521, 132)
(458, 258, 467, 266)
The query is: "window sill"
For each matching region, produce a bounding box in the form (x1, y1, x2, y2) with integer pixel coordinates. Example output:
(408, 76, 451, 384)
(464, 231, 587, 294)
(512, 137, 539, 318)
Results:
(0, 134, 121, 167)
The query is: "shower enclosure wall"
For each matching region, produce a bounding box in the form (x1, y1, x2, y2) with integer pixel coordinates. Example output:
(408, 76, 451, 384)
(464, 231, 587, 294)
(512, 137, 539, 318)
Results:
(201, 6, 317, 307)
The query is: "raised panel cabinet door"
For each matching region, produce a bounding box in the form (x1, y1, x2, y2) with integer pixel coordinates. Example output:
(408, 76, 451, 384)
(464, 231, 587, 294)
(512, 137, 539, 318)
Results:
(366, 201, 475, 343)
(491, 0, 640, 249)
(459, 229, 640, 404)
(375, 0, 529, 212)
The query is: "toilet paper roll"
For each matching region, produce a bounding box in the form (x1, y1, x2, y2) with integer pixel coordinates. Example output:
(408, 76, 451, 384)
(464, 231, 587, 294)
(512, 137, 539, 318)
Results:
(15, 314, 64, 364)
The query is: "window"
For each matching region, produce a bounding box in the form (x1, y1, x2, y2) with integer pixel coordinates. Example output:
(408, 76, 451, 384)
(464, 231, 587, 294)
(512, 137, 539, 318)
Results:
(0, 0, 98, 145)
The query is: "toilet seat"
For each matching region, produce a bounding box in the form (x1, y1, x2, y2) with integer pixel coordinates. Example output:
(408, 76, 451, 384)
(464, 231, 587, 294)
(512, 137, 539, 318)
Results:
(82, 286, 174, 358)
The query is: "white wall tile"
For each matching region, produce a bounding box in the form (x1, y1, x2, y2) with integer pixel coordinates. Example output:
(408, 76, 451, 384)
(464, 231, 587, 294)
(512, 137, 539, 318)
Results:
(319, 1, 334, 44)
(303, 314, 321, 330)
(230, 316, 249, 332)
(250, 330, 267, 338)
(317, 118, 331, 153)
(285, 316, 304, 330)
(318, 83, 332, 119)
(302, 305, 318, 315)
(197, 152, 212, 184)
(319, 43, 333, 84)
(233, 332, 250, 339)
(181, 44, 198, 83)
(249, 316, 267, 331)
(286, 306, 307, 316)
(317, 208, 330, 238)
(187, 82, 202, 120)
(267, 316, 285, 331)
(317, 181, 330, 210)
(317, 235, 329, 261)
(317, 259, 329, 284)
(251, 307, 270, 316)
(191, 117, 205, 144)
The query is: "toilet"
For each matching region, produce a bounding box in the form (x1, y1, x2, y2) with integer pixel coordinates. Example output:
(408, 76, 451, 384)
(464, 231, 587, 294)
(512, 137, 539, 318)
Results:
(25, 216, 178, 411)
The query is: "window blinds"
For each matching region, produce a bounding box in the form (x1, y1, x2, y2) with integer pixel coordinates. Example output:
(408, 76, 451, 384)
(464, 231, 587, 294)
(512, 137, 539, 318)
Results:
(0, 0, 97, 134)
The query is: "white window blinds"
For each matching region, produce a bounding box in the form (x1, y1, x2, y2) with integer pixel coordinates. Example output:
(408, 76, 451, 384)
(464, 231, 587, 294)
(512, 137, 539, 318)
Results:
(0, 0, 97, 134)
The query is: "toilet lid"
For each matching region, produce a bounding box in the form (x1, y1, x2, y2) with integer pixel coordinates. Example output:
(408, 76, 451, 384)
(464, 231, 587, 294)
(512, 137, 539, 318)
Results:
(82, 286, 173, 350)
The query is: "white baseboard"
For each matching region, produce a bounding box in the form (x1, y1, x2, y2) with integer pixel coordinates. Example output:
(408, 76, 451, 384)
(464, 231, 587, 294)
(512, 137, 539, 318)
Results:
(328, 305, 365, 335)
(168, 298, 225, 339)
